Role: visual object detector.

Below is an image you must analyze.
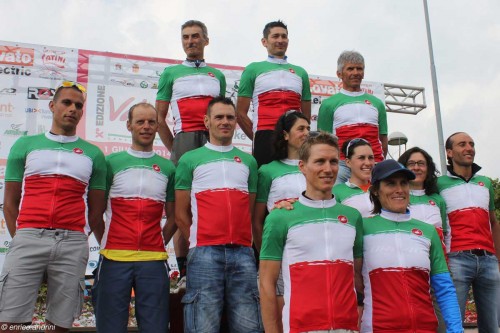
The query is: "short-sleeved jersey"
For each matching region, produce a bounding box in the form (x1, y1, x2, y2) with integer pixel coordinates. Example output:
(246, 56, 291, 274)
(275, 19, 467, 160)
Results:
(5, 132, 106, 233)
(156, 61, 226, 135)
(333, 181, 373, 217)
(261, 195, 363, 333)
(256, 159, 305, 211)
(409, 189, 448, 251)
(175, 142, 258, 248)
(238, 57, 311, 132)
(361, 211, 449, 333)
(437, 170, 495, 253)
(317, 89, 387, 161)
(100, 149, 175, 261)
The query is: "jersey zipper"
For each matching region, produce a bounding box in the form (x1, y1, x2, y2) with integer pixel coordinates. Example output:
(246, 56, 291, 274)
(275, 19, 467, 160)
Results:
(223, 155, 233, 244)
(322, 203, 335, 329)
(137, 163, 145, 250)
(395, 223, 416, 331)
(49, 148, 64, 228)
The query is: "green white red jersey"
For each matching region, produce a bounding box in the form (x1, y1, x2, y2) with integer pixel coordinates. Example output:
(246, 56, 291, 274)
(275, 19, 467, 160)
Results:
(175, 143, 258, 248)
(317, 89, 387, 161)
(256, 159, 305, 211)
(361, 211, 449, 332)
(156, 61, 226, 135)
(260, 195, 363, 333)
(238, 57, 311, 132)
(5, 132, 106, 233)
(100, 149, 175, 261)
(437, 168, 495, 254)
(409, 189, 449, 252)
(333, 181, 373, 217)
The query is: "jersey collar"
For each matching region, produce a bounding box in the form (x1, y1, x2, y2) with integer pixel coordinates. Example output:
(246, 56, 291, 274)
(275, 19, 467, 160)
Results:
(205, 142, 233, 152)
(281, 158, 299, 166)
(127, 148, 155, 159)
(182, 60, 207, 68)
(45, 131, 78, 143)
(380, 209, 411, 222)
(340, 88, 365, 97)
(299, 192, 337, 209)
(410, 189, 426, 196)
(267, 55, 288, 65)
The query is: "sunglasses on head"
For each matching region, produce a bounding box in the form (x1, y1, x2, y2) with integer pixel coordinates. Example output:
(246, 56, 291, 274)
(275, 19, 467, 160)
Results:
(346, 138, 370, 157)
(57, 81, 87, 94)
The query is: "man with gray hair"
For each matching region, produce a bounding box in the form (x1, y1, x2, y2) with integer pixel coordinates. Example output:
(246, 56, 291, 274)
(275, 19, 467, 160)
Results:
(156, 20, 226, 289)
(317, 50, 388, 184)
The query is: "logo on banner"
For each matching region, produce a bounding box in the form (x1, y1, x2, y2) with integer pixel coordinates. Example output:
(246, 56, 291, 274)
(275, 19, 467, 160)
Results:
(140, 81, 148, 88)
(309, 79, 339, 96)
(109, 96, 147, 122)
(132, 63, 140, 73)
(0, 66, 31, 77)
(0, 88, 16, 95)
(4, 123, 27, 137)
(0, 46, 34, 66)
(27, 87, 56, 100)
(0, 103, 14, 117)
(42, 49, 66, 69)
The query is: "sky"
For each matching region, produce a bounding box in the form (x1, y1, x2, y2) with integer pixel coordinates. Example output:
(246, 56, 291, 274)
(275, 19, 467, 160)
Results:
(1, 0, 499, 178)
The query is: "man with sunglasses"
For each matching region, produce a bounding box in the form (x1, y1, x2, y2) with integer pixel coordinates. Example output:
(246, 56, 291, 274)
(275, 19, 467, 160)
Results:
(237, 20, 311, 167)
(318, 50, 388, 184)
(156, 20, 226, 289)
(1, 82, 106, 332)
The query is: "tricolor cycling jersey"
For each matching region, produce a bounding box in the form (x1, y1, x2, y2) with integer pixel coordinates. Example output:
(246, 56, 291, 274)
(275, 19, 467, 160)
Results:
(409, 189, 449, 252)
(256, 159, 305, 212)
(238, 57, 311, 132)
(317, 89, 387, 161)
(175, 142, 258, 248)
(333, 181, 373, 217)
(100, 149, 175, 261)
(156, 60, 226, 135)
(361, 211, 449, 333)
(260, 195, 363, 333)
(437, 168, 495, 253)
(5, 132, 106, 233)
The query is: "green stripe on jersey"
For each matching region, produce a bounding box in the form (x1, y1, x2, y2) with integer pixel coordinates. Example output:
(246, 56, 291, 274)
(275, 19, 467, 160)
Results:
(256, 160, 302, 202)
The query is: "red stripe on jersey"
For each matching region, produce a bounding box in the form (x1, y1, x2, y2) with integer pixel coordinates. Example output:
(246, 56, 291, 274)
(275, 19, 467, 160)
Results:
(369, 267, 437, 332)
(289, 260, 358, 332)
(105, 198, 166, 252)
(176, 96, 214, 132)
(195, 188, 252, 246)
(256, 90, 301, 131)
(448, 208, 494, 253)
(336, 124, 383, 161)
(17, 175, 87, 232)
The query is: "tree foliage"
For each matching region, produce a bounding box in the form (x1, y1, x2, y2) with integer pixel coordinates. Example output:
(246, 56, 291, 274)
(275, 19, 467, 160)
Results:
(491, 178, 500, 220)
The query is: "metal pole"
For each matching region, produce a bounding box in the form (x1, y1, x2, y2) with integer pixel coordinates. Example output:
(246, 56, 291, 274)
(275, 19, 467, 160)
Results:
(423, 0, 447, 173)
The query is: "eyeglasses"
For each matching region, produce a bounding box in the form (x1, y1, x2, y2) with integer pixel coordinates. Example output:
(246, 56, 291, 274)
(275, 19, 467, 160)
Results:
(346, 138, 369, 158)
(57, 81, 87, 94)
(406, 161, 427, 168)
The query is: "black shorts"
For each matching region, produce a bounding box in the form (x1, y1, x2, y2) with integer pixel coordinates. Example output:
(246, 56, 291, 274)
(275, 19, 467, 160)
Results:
(253, 130, 275, 167)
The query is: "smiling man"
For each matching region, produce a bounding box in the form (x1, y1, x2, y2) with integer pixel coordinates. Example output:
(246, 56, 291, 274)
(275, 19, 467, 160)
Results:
(237, 20, 311, 167)
(437, 132, 500, 331)
(317, 50, 388, 184)
(156, 20, 226, 290)
(260, 132, 363, 333)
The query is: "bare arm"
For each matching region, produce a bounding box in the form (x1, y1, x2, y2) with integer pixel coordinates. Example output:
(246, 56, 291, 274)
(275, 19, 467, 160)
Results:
(236, 96, 254, 140)
(88, 189, 106, 244)
(175, 190, 192, 240)
(301, 100, 312, 121)
(253, 202, 267, 252)
(259, 260, 282, 333)
(380, 134, 388, 158)
(162, 201, 177, 244)
(3, 182, 22, 238)
(156, 100, 174, 151)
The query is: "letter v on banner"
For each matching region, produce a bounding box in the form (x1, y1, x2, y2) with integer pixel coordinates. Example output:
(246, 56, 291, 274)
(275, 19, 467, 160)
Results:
(109, 96, 136, 121)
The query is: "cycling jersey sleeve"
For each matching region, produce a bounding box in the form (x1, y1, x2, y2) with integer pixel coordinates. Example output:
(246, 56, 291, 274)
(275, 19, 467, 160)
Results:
(430, 272, 464, 333)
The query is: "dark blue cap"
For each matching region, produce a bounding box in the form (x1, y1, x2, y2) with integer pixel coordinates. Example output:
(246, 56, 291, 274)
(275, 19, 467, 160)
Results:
(371, 159, 416, 183)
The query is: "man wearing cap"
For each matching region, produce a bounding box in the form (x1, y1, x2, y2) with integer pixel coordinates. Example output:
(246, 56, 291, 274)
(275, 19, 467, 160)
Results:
(175, 97, 262, 332)
(437, 132, 500, 331)
(1, 82, 106, 332)
(317, 50, 388, 184)
(237, 20, 311, 167)
(156, 19, 226, 289)
(260, 132, 363, 333)
(362, 159, 462, 332)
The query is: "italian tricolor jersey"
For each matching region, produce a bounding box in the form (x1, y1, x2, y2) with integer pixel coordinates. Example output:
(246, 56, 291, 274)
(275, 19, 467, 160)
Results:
(256, 159, 305, 211)
(238, 57, 311, 132)
(409, 189, 449, 252)
(156, 61, 226, 135)
(317, 89, 387, 161)
(101, 149, 175, 261)
(437, 173, 495, 253)
(260, 195, 363, 333)
(5, 132, 106, 233)
(175, 143, 258, 248)
(333, 181, 373, 217)
(361, 211, 449, 333)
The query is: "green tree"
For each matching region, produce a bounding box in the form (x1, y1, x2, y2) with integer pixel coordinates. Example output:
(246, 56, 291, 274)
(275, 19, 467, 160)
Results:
(491, 178, 500, 220)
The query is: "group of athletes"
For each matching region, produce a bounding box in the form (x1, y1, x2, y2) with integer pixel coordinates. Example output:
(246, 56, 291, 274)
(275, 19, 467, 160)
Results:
(0, 18, 498, 333)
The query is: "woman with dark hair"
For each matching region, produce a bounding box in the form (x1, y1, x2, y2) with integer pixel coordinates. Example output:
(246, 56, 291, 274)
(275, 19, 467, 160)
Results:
(333, 138, 375, 217)
(361, 159, 462, 333)
(254, 110, 309, 332)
